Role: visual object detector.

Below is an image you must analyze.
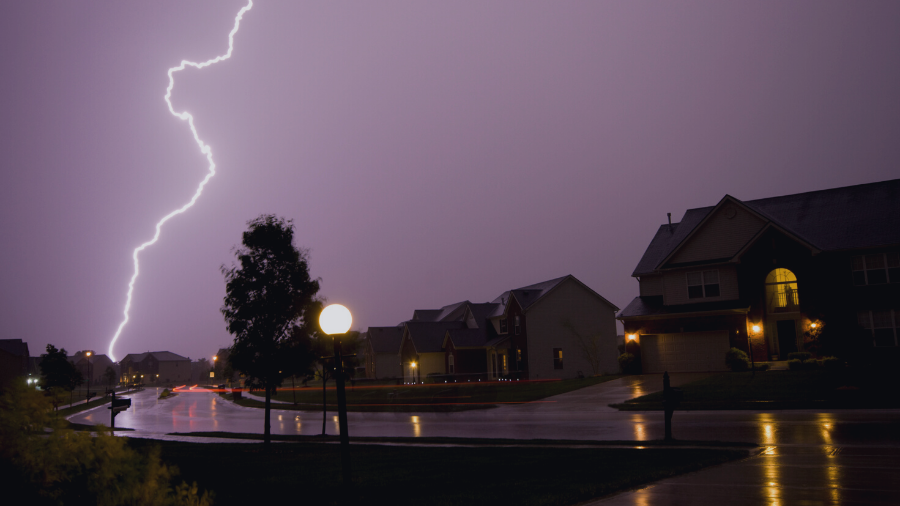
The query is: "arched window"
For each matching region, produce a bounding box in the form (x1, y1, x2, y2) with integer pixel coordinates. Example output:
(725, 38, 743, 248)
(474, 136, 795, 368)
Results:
(766, 268, 799, 313)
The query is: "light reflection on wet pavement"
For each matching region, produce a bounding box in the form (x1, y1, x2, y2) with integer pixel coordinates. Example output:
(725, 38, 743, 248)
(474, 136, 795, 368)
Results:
(69, 375, 900, 504)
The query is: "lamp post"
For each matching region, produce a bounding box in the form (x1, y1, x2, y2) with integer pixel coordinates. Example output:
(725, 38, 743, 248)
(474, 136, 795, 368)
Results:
(319, 303, 353, 485)
(85, 351, 93, 403)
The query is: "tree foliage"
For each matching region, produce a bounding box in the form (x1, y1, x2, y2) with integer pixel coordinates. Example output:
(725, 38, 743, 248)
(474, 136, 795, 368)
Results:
(39, 344, 83, 392)
(102, 366, 117, 388)
(220, 215, 320, 444)
(0, 384, 212, 505)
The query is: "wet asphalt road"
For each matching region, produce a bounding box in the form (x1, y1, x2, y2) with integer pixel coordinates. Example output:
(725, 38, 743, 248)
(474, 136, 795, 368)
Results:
(69, 375, 900, 504)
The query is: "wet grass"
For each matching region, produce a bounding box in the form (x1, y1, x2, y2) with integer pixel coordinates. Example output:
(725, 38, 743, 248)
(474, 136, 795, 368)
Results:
(613, 369, 900, 410)
(234, 375, 621, 412)
(128, 438, 748, 506)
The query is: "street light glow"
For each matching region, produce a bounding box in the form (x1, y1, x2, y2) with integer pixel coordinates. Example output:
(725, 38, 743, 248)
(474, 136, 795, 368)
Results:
(320, 304, 352, 335)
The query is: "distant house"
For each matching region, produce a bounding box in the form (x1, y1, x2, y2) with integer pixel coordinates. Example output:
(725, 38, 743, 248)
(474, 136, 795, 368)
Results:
(364, 327, 403, 379)
(119, 351, 191, 384)
(618, 179, 900, 373)
(69, 351, 115, 387)
(369, 275, 619, 382)
(0, 339, 31, 391)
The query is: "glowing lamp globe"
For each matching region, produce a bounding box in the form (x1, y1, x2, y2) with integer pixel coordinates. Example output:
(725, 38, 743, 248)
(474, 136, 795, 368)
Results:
(320, 304, 352, 335)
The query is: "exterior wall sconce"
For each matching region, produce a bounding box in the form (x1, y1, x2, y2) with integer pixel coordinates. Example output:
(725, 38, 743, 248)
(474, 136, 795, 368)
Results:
(751, 325, 761, 334)
(627, 334, 637, 341)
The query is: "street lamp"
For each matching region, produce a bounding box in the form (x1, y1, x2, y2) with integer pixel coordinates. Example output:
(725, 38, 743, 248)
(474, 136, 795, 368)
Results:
(319, 303, 353, 485)
(85, 351, 93, 403)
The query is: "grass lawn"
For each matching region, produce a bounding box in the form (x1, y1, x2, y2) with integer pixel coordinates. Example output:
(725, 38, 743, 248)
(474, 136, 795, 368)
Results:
(56, 396, 111, 417)
(127, 438, 748, 506)
(235, 375, 621, 412)
(613, 369, 900, 410)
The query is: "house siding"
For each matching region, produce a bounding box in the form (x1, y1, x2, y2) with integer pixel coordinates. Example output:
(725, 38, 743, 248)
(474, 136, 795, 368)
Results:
(639, 275, 664, 297)
(418, 352, 445, 379)
(374, 353, 401, 379)
(526, 278, 619, 379)
(663, 265, 739, 306)
(668, 205, 765, 265)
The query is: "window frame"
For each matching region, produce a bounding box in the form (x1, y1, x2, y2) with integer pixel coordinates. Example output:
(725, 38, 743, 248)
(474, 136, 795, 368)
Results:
(858, 309, 899, 347)
(499, 318, 508, 334)
(686, 269, 721, 299)
(552, 348, 563, 370)
(514, 315, 521, 335)
(852, 252, 900, 285)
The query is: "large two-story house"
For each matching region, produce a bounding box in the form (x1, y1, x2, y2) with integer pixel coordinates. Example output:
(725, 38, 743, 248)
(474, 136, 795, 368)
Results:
(618, 179, 900, 373)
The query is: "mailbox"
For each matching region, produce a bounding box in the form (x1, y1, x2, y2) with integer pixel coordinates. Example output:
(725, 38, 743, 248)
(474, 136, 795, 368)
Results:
(110, 397, 131, 412)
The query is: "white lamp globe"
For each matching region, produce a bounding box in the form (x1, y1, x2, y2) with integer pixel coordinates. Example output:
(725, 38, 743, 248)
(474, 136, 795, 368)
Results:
(320, 304, 352, 335)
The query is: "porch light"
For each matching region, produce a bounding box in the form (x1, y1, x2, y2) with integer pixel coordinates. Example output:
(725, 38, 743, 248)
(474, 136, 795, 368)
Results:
(810, 323, 818, 329)
(627, 334, 637, 341)
(752, 325, 761, 333)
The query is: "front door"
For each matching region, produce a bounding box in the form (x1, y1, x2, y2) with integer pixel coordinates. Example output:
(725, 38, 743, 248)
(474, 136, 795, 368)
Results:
(776, 320, 797, 356)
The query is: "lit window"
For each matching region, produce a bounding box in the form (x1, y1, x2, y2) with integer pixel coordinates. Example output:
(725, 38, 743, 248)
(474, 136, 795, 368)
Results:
(553, 348, 563, 370)
(501, 354, 508, 374)
(516, 348, 522, 362)
(687, 270, 720, 299)
(766, 268, 799, 312)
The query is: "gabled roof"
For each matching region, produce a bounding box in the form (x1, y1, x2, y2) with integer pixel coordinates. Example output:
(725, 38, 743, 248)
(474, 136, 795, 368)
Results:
(491, 275, 618, 314)
(404, 321, 464, 353)
(446, 328, 489, 348)
(491, 276, 570, 313)
(367, 326, 403, 354)
(122, 351, 189, 363)
(411, 309, 442, 321)
(632, 179, 900, 276)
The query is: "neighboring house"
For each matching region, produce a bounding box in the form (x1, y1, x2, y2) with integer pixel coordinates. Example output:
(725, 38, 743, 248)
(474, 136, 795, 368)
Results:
(69, 351, 115, 387)
(618, 179, 900, 373)
(0, 339, 31, 391)
(364, 326, 403, 379)
(390, 275, 619, 382)
(119, 351, 191, 384)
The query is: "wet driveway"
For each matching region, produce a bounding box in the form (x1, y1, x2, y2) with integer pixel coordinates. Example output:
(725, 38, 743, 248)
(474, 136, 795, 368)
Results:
(69, 375, 900, 504)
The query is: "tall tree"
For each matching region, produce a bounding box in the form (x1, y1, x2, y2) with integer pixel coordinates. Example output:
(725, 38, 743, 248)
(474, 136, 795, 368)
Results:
(39, 344, 83, 409)
(221, 215, 320, 446)
(102, 366, 117, 388)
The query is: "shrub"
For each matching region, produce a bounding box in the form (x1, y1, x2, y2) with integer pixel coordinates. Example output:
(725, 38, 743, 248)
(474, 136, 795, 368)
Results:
(753, 363, 770, 372)
(618, 353, 635, 374)
(787, 351, 812, 361)
(0, 384, 212, 505)
(159, 388, 170, 399)
(725, 348, 750, 372)
(822, 356, 843, 371)
(788, 359, 803, 371)
(801, 359, 820, 370)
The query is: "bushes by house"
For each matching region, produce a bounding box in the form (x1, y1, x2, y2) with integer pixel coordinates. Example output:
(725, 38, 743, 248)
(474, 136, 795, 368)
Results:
(725, 348, 750, 372)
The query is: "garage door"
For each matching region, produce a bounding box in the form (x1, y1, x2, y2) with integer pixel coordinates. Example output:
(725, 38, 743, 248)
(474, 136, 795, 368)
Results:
(641, 332, 730, 373)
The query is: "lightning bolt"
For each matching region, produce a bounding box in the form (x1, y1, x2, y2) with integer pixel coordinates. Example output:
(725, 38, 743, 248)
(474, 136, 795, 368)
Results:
(108, 0, 254, 362)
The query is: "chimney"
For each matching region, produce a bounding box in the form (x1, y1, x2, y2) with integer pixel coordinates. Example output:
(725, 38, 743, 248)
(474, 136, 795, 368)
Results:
(667, 213, 672, 231)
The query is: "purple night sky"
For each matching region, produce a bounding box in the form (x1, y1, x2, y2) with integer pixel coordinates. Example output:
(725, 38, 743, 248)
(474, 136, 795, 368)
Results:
(2, 1, 898, 362)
